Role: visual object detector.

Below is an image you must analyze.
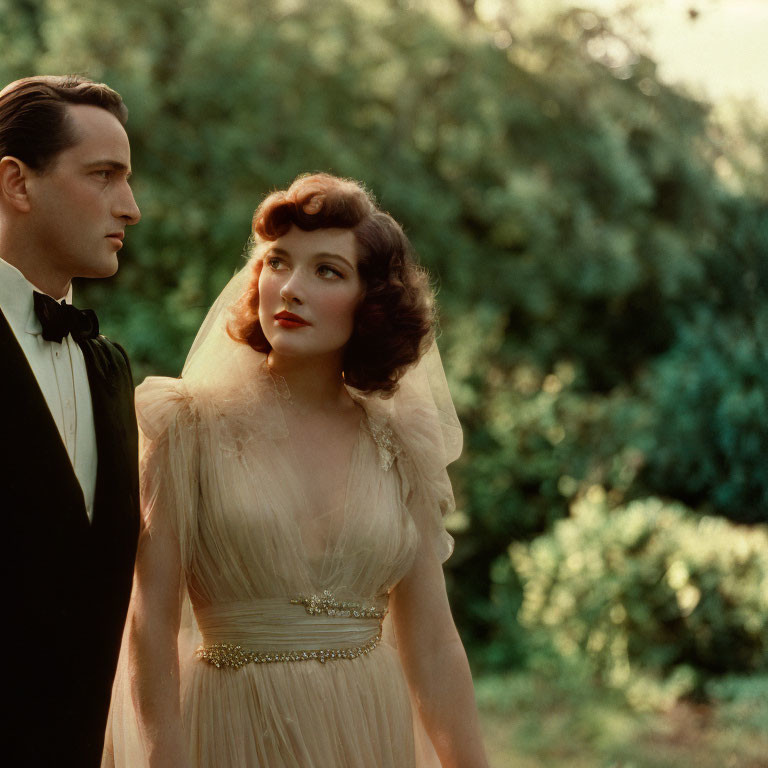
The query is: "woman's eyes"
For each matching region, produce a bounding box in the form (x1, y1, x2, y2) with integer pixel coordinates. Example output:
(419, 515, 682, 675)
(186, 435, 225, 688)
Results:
(317, 265, 343, 279)
(266, 258, 343, 279)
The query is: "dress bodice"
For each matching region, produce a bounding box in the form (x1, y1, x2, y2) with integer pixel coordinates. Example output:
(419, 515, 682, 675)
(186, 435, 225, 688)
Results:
(137, 368, 421, 617)
(187, 400, 419, 610)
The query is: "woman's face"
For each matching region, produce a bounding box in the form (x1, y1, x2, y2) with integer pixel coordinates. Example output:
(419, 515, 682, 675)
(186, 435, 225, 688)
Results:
(257, 225, 363, 361)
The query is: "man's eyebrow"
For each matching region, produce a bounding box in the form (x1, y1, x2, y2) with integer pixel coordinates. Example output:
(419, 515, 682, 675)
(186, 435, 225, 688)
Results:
(84, 160, 132, 178)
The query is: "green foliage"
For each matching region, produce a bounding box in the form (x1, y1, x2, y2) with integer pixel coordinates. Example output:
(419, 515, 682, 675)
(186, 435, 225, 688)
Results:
(2, 0, 767, 689)
(511, 497, 768, 709)
(626, 194, 768, 522)
(707, 673, 768, 734)
(636, 308, 768, 522)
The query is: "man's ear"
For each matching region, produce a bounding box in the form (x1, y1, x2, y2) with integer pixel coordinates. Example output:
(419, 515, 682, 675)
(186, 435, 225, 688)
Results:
(0, 156, 33, 213)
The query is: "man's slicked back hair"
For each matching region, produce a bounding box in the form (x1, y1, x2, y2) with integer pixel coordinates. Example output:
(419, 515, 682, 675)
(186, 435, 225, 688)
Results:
(0, 75, 128, 172)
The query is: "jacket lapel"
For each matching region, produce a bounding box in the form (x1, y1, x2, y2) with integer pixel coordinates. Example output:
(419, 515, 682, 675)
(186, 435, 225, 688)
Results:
(0, 308, 88, 531)
(79, 336, 135, 531)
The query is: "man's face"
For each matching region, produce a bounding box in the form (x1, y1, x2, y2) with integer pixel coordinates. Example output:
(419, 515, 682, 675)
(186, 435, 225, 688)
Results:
(24, 104, 141, 283)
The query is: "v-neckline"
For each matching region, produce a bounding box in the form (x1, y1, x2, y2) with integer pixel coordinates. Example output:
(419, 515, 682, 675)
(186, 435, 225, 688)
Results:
(280, 401, 367, 568)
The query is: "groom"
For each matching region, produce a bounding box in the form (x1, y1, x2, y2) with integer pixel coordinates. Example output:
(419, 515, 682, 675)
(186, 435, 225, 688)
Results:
(0, 76, 142, 764)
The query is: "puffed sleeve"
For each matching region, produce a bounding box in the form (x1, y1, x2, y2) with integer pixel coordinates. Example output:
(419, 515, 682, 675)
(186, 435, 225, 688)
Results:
(135, 376, 198, 569)
(394, 415, 456, 563)
(374, 341, 461, 564)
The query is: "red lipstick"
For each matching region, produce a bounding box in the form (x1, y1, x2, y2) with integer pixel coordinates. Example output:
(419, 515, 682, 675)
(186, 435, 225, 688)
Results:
(275, 310, 310, 329)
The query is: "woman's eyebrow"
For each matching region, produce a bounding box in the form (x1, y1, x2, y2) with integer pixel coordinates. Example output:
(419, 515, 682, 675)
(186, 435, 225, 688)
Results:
(314, 252, 355, 271)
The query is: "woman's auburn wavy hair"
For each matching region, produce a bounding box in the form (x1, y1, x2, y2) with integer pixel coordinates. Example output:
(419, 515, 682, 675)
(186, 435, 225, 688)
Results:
(228, 173, 435, 395)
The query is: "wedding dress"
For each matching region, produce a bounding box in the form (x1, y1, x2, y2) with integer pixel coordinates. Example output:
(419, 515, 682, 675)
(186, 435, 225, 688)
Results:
(103, 264, 462, 767)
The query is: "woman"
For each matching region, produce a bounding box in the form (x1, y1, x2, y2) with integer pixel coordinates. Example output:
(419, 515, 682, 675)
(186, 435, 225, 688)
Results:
(104, 173, 488, 767)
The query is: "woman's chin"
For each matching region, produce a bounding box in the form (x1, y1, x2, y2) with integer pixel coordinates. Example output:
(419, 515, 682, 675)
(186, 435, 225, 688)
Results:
(265, 338, 308, 358)
(267, 341, 347, 369)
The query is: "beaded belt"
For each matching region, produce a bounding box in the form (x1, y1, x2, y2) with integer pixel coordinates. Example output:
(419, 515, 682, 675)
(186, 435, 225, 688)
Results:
(195, 591, 387, 669)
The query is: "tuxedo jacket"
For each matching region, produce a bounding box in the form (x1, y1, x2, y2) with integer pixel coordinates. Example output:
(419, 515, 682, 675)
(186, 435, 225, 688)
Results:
(0, 309, 140, 767)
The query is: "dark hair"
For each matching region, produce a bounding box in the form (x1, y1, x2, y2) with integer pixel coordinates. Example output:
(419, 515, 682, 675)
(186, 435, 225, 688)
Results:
(0, 75, 127, 171)
(228, 173, 435, 395)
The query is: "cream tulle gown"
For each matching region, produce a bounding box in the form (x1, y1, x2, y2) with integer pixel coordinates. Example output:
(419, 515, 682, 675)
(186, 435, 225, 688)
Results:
(102, 269, 462, 768)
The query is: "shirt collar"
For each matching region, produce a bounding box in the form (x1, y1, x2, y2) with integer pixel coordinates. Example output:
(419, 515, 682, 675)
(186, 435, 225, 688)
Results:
(0, 257, 73, 336)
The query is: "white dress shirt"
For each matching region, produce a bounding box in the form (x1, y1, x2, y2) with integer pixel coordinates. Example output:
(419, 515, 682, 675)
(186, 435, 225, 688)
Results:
(0, 257, 97, 521)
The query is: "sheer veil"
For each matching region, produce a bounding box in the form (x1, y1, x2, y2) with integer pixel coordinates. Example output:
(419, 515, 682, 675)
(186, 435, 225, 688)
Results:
(182, 255, 462, 471)
(182, 261, 252, 376)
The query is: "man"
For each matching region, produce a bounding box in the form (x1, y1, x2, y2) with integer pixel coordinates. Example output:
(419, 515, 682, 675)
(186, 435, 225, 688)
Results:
(0, 75, 141, 765)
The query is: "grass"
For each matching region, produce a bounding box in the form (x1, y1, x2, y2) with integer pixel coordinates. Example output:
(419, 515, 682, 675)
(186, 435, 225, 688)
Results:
(476, 671, 768, 768)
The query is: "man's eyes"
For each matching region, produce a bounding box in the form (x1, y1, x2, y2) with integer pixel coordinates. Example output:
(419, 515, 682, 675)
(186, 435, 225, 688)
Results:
(92, 169, 132, 182)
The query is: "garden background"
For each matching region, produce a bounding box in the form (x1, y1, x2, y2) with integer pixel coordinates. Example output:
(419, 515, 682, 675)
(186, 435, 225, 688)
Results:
(2, 0, 767, 764)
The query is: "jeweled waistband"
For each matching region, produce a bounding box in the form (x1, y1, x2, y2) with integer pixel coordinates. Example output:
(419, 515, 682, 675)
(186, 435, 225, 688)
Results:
(195, 591, 387, 669)
(197, 633, 382, 668)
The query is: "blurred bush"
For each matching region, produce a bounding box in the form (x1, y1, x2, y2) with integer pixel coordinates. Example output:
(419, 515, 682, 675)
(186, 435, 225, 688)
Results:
(629, 196, 768, 523)
(707, 673, 768, 734)
(510, 497, 768, 709)
(477, 669, 768, 767)
(636, 308, 768, 523)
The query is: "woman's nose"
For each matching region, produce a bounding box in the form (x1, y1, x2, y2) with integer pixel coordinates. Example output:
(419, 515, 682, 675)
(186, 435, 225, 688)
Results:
(279, 274, 303, 304)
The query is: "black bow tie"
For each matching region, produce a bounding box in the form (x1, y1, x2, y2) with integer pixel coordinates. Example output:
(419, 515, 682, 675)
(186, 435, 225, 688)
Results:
(33, 291, 99, 344)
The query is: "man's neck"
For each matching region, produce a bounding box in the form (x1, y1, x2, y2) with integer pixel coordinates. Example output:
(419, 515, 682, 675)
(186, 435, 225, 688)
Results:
(0, 227, 71, 299)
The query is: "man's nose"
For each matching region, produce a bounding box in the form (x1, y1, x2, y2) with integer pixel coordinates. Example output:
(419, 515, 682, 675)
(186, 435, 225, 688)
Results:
(115, 185, 141, 226)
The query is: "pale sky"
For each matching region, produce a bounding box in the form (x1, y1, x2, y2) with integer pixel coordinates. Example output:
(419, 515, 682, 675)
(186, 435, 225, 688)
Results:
(482, 0, 768, 115)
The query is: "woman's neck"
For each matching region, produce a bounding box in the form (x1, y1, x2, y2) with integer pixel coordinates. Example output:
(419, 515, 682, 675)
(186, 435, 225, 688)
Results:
(266, 351, 352, 413)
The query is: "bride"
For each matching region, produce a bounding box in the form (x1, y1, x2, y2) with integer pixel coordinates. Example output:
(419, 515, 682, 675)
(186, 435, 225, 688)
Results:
(103, 173, 489, 767)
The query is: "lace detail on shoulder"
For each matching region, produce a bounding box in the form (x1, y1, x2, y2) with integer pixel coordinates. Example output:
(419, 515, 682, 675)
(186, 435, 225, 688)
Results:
(366, 415, 401, 471)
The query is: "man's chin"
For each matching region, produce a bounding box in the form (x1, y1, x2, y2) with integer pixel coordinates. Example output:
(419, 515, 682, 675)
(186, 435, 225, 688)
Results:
(80, 256, 120, 280)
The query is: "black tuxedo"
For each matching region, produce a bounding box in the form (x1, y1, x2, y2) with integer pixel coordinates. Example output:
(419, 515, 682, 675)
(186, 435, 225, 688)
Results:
(0, 309, 140, 766)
